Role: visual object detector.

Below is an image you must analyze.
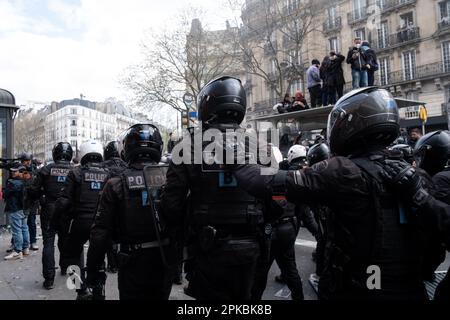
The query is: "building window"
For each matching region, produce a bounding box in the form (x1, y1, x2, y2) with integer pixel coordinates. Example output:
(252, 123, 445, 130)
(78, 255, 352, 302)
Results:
(402, 50, 416, 81)
(288, 50, 300, 65)
(71, 108, 77, 115)
(442, 41, 450, 72)
(71, 140, 77, 147)
(377, 21, 389, 49)
(439, 1, 450, 22)
(399, 12, 414, 29)
(286, 0, 300, 13)
(353, 0, 367, 20)
(71, 120, 76, 126)
(290, 79, 304, 97)
(354, 28, 366, 41)
(329, 37, 339, 53)
(71, 129, 77, 137)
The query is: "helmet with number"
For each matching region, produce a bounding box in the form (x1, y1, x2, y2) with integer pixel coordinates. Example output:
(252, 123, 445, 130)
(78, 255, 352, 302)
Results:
(197, 76, 246, 125)
(389, 144, 414, 165)
(287, 145, 307, 164)
(307, 143, 331, 166)
(414, 130, 450, 176)
(52, 142, 73, 162)
(118, 124, 163, 163)
(327, 87, 399, 156)
(79, 140, 103, 165)
(104, 141, 120, 161)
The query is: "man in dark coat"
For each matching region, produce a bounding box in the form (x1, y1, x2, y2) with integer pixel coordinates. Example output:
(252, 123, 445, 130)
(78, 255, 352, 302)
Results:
(326, 51, 346, 104)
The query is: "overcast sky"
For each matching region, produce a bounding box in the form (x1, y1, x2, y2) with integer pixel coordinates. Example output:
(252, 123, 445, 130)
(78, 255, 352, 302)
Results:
(0, 0, 239, 106)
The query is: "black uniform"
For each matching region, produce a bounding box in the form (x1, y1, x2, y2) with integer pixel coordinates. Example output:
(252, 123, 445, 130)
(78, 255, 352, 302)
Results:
(251, 191, 304, 300)
(102, 157, 128, 272)
(87, 163, 174, 300)
(55, 163, 108, 291)
(28, 161, 73, 281)
(233, 150, 436, 300)
(161, 134, 265, 300)
(432, 169, 450, 301)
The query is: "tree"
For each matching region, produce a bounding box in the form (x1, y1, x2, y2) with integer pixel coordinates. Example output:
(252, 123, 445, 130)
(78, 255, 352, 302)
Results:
(123, 7, 241, 117)
(14, 110, 42, 157)
(232, 0, 322, 102)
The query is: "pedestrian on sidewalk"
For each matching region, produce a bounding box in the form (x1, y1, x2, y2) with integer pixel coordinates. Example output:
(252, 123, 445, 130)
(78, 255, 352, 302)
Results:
(4, 164, 30, 261)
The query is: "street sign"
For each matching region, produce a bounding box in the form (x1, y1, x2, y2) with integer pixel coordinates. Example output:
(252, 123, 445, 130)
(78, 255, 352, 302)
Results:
(183, 93, 195, 107)
(418, 105, 427, 123)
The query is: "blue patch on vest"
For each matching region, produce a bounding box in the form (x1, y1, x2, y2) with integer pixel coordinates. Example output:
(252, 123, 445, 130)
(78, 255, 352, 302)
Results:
(398, 202, 408, 224)
(57, 176, 67, 183)
(141, 190, 149, 207)
(219, 172, 237, 187)
(91, 182, 102, 190)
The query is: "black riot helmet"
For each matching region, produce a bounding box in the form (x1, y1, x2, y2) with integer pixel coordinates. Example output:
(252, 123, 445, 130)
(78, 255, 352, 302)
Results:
(104, 141, 120, 161)
(389, 144, 414, 164)
(414, 130, 450, 176)
(118, 124, 163, 163)
(197, 76, 247, 126)
(52, 142, 73, 162)
(327, 87, 399, 156)
(19, 152, 33, 161)
(307, 143, 331, 166)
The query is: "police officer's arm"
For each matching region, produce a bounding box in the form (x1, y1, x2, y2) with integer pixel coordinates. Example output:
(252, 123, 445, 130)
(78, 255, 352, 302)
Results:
(432, 172, 450, 204)
(87, 180, 118, 277)
(160, 162, 190, 227)
(27, 167, 46, 200)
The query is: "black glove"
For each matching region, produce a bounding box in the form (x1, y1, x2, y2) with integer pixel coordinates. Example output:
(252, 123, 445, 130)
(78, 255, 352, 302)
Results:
(382, 160, 430, 206)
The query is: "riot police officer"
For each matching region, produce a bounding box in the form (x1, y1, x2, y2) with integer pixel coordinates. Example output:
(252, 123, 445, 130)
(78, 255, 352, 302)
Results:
(252, 145, 306, 300)
(86, 124, 174, 300)
(413, 130, 450, 300)
(306, 143, 331, 284)
(28, 142, 73, 290)
(103, 141, 127, 176)
(231, 87, 436, 300)
(160, 76, 266, 300)
(389, 144, 415, 165)
(55, 140, 108, 299)
(102, 141, 127, 273)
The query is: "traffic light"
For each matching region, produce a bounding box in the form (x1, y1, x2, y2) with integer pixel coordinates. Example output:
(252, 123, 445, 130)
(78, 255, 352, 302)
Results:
(181, 111, 189, 128)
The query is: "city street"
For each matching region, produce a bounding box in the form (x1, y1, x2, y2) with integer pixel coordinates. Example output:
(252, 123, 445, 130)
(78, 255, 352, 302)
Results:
(0, 219, 319, 300)
(1, 218, 448, 301)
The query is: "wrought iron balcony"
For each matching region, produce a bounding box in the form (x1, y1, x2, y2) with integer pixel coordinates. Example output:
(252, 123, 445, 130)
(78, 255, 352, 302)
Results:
(323, 16, 342, 33)
(376, 0, 416, 13)
(347, 7, 369, 25)
(264, 41, 278, 56)
(382, 61, 450, 86)
(372, 27, 420, 51)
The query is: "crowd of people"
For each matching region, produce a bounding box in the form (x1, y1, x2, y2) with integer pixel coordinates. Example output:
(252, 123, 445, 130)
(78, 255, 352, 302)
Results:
(275, 37, 379, 114)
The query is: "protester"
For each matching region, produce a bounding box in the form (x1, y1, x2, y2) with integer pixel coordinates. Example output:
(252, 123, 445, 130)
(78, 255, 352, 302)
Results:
(326, 51, 345, 104)
(4, 164, 30, 261)
(361, 41, 378, 86)
(291, 91, 309, 111)
(346, 37, 368, 89)
(306, 59, 322, 108)
(320, 56, 331, 106)
(408, 127, 422, 148)
(273, 93, 293, 114)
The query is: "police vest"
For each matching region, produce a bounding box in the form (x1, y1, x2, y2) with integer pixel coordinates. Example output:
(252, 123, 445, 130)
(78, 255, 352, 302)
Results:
(43, 162, 73, 202)
(117, 165, 168, 245)
(190, 169, 264, 234)
(75, 164, 109, 220)
(350, 157, 423, 291)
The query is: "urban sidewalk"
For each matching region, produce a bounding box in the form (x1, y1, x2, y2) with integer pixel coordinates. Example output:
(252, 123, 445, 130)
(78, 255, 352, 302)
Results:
(0, 221, 191, 300)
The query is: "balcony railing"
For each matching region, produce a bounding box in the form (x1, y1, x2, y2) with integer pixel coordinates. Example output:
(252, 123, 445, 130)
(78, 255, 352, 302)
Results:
(372, 27, 420, 51)
(323, 16, 342, 33)
(347, 7, 369, 25)
(382, 61, 450, 86)
(376, 0, 416, 13)
(438, 19, 450, 33)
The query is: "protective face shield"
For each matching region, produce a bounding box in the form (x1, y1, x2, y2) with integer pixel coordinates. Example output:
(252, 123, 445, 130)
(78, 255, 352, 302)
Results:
(104, 141, 120, 161)
(119, 124, 163, 163)
(287, 145, 308, 164)
(79, 140, 104, 165)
